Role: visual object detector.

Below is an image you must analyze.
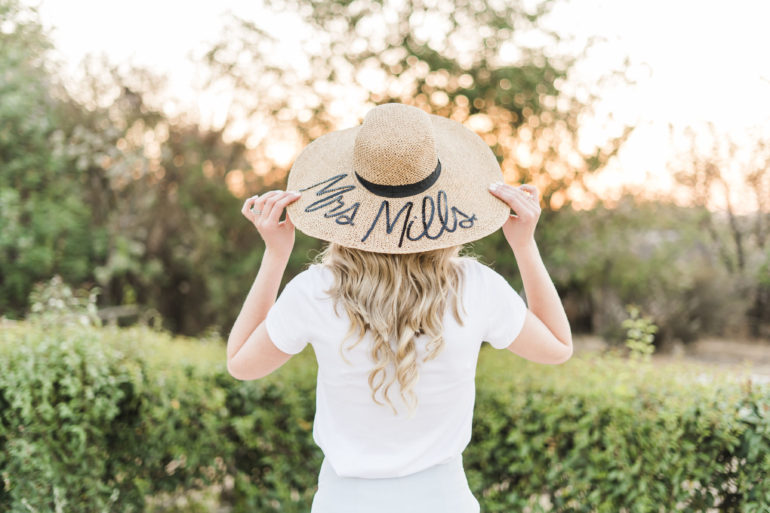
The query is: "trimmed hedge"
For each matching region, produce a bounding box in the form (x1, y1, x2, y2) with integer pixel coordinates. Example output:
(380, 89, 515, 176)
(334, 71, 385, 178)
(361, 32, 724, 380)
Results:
(1, 321, 768, 512)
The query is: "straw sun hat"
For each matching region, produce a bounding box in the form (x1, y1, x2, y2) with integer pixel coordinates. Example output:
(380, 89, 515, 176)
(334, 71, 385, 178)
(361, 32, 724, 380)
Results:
(285, 102, 510, 254)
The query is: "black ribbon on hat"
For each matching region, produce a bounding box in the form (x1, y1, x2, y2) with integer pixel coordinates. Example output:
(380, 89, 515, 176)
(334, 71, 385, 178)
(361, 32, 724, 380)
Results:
(355, 160, 442, 198)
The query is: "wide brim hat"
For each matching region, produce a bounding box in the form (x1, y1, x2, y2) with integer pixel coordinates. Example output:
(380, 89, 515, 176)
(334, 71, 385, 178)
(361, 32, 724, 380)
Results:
(286, 103, 509, 254)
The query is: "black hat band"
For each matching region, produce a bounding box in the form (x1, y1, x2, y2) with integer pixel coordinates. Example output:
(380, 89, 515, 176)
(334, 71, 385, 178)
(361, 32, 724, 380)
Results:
(354, 160, 442, 199)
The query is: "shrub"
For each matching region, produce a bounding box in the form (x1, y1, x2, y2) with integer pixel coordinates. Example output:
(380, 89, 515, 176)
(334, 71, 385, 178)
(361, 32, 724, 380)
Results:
(1, 322, 768, 512)
(0, 322, 228, 512)
(622, 304, 658, 362)
(469, 349, 770, 512)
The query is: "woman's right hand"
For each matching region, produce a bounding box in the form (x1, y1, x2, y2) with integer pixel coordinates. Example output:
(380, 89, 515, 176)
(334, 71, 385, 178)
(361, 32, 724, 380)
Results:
(241, 190, 301, 258)
(488, 182, 542, 251)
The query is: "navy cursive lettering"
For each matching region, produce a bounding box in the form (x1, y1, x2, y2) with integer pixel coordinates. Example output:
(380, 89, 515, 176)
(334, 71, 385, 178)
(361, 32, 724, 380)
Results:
(302, 174, 477, 245)
(360, 201, 414, 248)
(301, 173, 360, 225)
(361, 190, 477, 248)
(404, 190, 477, 241)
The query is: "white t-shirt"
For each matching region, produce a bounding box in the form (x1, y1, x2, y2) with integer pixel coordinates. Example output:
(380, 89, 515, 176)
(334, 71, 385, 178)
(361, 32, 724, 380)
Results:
(264, 258, 527, 479)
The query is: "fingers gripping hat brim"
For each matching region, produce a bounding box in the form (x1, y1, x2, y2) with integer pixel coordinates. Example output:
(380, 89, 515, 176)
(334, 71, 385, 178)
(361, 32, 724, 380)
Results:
(286, 113, 510, 254)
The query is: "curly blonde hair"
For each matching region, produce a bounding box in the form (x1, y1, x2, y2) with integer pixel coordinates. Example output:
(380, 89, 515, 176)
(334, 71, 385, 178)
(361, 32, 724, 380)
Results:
(317, 243, 467, 415)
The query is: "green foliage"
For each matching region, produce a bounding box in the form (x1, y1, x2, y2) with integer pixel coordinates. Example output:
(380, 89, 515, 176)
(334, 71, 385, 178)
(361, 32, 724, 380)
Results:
(0, 1, 279, 336)
(47, 60, 263, 336)
(622, 305, 658, 362)
(2, 322, 769, 512)
(525, 196, 754, 344)
(470, 348, 770, 513)
(0, 0, 97, 317)
(669, 126, 770, 337)
(0, 324, 136, 511)
(27, 274, 102, 328)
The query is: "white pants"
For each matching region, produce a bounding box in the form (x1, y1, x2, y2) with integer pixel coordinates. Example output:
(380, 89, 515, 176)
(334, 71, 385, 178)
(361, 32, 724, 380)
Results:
(310, 454, 481, 513)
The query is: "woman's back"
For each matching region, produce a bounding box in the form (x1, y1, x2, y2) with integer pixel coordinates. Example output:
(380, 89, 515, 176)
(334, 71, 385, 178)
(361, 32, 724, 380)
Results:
(265, 257, 527, 478)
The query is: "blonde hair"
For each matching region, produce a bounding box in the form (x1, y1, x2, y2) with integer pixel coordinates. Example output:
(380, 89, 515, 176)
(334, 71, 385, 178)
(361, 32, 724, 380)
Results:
(317, 243, 467, 415)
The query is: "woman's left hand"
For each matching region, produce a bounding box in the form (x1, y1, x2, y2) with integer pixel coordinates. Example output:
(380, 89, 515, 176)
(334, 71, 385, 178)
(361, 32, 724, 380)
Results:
(488, 182, 542, 252)
(241, 190, 301, 258)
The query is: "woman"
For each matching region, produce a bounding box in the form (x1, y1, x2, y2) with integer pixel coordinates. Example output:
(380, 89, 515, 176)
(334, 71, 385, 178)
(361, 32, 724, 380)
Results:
(226, 103, 572, 512)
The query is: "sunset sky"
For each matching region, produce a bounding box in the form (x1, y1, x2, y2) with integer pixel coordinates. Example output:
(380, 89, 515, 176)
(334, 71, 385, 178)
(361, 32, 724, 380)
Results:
(28, 0, 770, 210)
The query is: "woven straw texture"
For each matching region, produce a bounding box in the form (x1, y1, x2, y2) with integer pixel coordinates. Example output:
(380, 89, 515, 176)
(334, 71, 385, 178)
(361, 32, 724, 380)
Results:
(352, 103, 438, 186)
(286, 103, 510, 254)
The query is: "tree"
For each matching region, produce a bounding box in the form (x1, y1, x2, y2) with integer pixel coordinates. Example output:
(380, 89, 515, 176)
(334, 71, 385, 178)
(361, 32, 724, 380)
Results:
(51, 57, 269, 335)
(202, 0, 632, 210)
(670, 124, 770, 337)
(0, 0, 95, 317)
(0, 1, 322, 335)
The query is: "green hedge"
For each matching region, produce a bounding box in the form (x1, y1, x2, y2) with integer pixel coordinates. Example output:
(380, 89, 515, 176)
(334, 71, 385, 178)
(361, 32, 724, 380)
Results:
(1, 321, 768, 512)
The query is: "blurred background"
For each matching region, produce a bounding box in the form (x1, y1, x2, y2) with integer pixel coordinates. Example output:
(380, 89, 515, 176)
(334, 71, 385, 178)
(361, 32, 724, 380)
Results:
(2, 0, 769, 359)
(3, 1, 770, 510)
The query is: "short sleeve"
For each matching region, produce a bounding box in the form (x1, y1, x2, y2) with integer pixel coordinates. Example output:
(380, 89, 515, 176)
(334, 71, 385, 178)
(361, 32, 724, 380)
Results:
(264, 269, 315, 354)
(467, 260, 528, 349)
